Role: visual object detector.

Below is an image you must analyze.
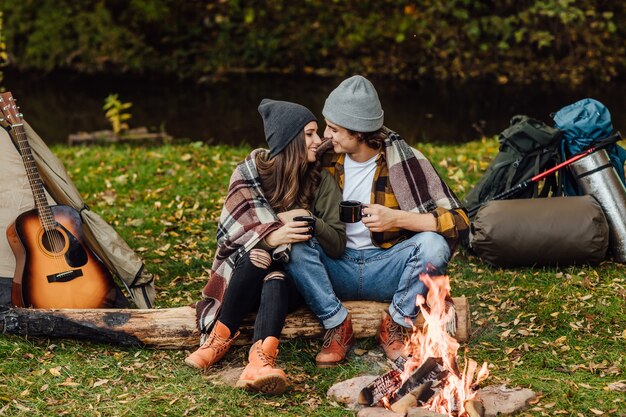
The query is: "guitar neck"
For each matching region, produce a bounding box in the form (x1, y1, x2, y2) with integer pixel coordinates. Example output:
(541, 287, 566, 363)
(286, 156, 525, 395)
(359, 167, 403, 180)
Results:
(11, 124, 55, 230)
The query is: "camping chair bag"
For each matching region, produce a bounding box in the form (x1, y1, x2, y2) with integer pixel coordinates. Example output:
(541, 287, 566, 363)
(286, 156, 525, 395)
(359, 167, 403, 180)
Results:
(470, 195, 608, 267)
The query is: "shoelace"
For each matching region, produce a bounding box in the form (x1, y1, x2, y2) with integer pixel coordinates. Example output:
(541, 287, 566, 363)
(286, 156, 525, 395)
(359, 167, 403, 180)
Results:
(384, 320, 409, 347)
(256, 343, 277, 367)
(321, 325, 346, 349)
(201, 330, 238, 353)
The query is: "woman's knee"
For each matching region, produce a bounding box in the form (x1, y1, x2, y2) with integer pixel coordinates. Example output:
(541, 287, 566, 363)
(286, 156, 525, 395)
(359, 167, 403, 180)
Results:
(248, 249, 272, 269)
(263, 271, 286, 282)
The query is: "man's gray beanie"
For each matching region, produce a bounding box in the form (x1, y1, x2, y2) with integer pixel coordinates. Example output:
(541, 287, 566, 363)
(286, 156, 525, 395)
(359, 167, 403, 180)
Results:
(258, 98, 317, 157)
(322, 75, 384, 132)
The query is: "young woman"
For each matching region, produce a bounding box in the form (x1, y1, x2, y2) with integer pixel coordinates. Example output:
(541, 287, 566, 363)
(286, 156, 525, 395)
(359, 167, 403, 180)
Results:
(185, 99, 345, 395)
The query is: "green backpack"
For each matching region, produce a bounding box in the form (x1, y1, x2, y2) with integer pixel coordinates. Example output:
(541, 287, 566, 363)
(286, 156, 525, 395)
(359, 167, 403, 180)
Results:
(463, 115, 563, 218)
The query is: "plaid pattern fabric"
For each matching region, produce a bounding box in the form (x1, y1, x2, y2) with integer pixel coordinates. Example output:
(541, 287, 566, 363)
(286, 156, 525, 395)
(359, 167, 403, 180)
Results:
(322, 128, 469, 249)
(197, 149, 282, 340)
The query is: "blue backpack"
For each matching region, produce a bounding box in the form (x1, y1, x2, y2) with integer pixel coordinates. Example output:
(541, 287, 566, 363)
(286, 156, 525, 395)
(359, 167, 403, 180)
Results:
(553, 98, 626, 196)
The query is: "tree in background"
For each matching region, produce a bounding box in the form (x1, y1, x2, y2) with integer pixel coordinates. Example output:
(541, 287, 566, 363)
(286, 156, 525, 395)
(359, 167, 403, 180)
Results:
(2, 1, 626, 85)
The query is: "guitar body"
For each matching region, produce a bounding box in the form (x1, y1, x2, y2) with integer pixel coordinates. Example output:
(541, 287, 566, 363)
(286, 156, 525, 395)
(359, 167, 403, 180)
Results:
(7, 205, 119, 308)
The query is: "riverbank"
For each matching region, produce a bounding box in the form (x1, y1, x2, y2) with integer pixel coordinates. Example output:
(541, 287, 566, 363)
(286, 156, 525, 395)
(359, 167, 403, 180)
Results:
(5, 70, 626, 146)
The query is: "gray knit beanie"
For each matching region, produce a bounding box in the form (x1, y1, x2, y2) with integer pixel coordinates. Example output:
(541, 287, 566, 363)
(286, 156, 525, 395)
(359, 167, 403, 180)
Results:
(258, 99, 317, 157)
(322, 75, 384, 132)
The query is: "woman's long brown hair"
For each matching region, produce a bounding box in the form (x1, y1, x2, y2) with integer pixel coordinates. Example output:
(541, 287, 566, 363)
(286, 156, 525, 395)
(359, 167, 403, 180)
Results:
(257, 132, 321, 212)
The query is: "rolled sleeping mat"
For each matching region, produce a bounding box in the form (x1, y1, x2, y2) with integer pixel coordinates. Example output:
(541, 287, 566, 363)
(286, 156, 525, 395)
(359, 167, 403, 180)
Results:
(470, 195, 608, 267)
(570, 149, 626, 262)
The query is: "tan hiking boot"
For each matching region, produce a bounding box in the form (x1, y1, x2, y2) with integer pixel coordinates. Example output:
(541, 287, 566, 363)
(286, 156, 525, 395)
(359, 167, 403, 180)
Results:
(236, 337, 287, 395)
(376, 311, 410, 361)
(315, 313, 356, 368)
(184, 321, 239, 370)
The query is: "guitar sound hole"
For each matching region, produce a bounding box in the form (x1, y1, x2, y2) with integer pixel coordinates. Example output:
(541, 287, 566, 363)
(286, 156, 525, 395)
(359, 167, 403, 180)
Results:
(41, 229, 66, 254)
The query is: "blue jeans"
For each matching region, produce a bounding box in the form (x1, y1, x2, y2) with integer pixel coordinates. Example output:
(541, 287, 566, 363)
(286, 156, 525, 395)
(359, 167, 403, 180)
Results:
(285, 232, 450, 329)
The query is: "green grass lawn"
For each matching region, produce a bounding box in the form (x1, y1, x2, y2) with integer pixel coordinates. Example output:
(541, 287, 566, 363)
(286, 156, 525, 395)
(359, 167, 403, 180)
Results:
(1, 140, 624, 417)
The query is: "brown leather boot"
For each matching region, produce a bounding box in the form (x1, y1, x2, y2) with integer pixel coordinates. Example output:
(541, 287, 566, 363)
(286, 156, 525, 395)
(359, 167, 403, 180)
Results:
(376, 311, 410, 361)
(184, 321, 239, 370)
(315, 314, 355, 368)
(236, 337, 287, 395)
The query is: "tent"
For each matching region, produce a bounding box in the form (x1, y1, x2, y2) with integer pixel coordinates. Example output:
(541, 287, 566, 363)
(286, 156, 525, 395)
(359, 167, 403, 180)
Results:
(0, 122, 155, 308)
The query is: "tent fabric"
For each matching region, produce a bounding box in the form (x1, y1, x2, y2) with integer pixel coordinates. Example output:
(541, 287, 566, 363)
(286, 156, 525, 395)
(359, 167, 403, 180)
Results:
(0, 127, 56, 278)
(1, 123, 156, 308)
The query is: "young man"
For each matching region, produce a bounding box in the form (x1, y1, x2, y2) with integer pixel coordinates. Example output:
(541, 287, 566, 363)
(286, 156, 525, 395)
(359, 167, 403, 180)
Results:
(285, 75, 469, 367)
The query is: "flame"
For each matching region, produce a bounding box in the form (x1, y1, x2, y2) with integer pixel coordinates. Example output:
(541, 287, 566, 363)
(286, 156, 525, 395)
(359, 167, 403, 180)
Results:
(397, 274, 489, 416)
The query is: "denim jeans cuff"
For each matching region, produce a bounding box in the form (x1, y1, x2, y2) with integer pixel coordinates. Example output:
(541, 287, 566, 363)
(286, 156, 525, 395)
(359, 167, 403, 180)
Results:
(389, 303, 416, 329)
(321, 305, 349, 329)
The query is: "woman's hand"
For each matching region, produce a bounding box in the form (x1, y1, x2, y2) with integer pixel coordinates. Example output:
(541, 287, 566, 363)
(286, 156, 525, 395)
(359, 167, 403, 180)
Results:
(265, 221, 311, 247)
(277, 208, 311, 224)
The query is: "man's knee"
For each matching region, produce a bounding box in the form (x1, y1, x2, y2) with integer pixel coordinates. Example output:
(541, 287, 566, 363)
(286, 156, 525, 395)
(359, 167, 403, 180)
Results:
(416, 232, 450, 273)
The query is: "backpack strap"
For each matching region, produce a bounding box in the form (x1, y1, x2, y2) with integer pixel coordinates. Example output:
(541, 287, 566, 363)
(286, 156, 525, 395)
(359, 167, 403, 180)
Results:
(504, 158, 521, 190)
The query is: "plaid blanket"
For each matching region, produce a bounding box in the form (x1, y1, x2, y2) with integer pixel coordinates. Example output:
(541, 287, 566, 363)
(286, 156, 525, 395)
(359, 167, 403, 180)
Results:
(382, 127, 463, 214)
(196, 149, 282, 340)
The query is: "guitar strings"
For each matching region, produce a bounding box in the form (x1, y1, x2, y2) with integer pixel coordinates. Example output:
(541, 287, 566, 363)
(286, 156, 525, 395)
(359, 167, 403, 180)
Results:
(14, 126, 66, 270)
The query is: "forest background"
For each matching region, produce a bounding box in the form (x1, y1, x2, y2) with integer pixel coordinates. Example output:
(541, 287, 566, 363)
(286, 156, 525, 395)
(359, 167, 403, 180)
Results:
(2, 0, 626, 85)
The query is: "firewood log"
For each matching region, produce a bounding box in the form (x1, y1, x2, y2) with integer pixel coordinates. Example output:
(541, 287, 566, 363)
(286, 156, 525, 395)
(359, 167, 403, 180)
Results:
(0, 298, 470, 349)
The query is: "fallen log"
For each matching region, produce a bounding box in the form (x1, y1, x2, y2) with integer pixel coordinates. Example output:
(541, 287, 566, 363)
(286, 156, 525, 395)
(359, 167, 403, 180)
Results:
(67, 127, 172, 146)
(0, 298, 470, 349)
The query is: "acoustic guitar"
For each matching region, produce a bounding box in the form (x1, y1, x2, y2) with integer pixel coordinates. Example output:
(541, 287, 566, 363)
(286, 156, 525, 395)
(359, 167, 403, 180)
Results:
(1, 91, 119, 308)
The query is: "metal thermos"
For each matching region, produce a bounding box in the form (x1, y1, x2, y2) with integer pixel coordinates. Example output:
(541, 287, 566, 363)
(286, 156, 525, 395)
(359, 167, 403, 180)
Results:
(570, 149, 626, 262)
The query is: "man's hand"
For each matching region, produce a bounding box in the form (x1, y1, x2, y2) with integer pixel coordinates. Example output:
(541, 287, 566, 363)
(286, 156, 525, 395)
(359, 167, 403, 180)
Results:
(265, 221, 311, 247)
(277, 208, 310, 224)
(362, 204, 397, 232)
(362, 204, 437, 233)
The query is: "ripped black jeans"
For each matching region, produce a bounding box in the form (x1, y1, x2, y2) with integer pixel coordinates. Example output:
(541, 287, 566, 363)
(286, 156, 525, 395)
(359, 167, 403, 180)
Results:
(218, 249, 303, 342)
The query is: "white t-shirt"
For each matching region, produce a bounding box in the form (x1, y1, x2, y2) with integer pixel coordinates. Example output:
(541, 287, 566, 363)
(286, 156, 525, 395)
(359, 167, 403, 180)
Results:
(343, 153, 379, 250)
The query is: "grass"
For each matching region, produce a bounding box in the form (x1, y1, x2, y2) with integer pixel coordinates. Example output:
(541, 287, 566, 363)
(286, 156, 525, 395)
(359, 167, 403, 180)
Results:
(1, 139, 625, 417)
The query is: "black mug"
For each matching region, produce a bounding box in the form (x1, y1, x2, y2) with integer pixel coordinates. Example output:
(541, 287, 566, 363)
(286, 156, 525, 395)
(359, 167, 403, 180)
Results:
(339, 200, 363, 223)
(293, 215, 316, 237)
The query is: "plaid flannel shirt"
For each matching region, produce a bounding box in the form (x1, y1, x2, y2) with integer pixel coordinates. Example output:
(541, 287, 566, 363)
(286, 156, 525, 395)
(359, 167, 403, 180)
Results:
(322, 130, 469, 250)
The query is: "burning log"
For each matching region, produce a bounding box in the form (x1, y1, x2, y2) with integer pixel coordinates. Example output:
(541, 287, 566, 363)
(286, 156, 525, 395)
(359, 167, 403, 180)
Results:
(359, 357, 447, 407)
(390, 392, 417, 415)
(393, 358, 448, 404)
(359, 276, 488, 417)
(0, 298, 470, 348)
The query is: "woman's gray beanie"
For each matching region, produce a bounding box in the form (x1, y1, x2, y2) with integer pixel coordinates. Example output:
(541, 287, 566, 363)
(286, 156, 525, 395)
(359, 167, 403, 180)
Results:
(322, 75, 384, 132)
(258, 99, 317, 157)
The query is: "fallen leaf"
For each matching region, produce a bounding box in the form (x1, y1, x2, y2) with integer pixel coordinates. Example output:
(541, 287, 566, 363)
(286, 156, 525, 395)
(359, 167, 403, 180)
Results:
(500, 329, 513, 338)
(93, 379, 109, 388)
(607, 380, 626, 392)
(589, 408, 604, 415)
(48, 367, 62, 377)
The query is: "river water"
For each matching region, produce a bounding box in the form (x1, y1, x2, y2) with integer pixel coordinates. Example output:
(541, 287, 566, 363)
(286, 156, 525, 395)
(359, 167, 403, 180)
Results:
(3, 70, 625, 146)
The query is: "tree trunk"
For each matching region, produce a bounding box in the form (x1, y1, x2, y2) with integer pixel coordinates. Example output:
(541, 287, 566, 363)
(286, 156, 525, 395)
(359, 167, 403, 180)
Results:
(0, 298, 470, 349)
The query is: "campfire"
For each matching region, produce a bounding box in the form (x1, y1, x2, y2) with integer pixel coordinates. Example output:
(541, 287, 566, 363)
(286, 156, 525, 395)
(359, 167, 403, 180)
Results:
(359, 274, 489, 417)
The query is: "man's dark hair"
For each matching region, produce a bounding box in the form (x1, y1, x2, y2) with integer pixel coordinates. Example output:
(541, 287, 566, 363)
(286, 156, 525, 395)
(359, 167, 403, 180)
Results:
(348, 128, 387, 150)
